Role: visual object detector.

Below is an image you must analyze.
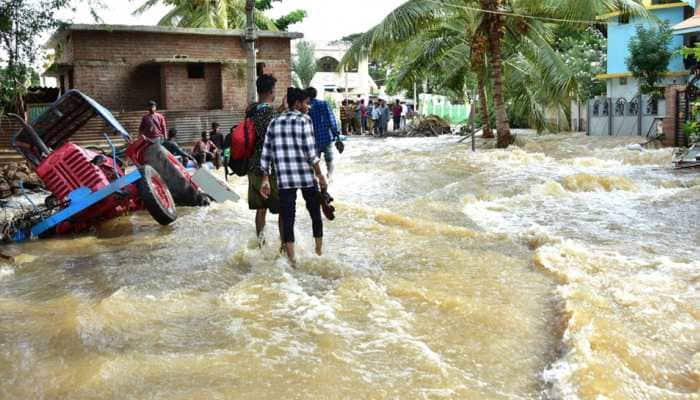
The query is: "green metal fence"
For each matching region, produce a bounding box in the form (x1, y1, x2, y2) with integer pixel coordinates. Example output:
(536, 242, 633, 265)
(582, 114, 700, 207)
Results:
(421, 96, 470, 124)
(28, 104, 51, 123)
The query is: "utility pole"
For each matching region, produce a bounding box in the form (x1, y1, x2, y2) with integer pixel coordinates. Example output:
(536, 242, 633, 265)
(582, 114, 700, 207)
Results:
(245, 0, 257, 104)
(344, 65, 349, 104)
(413, 81, 418, 112)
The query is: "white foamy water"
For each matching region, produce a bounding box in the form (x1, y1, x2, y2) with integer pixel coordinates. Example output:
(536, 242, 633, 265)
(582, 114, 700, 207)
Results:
(0, 267, 13, 280)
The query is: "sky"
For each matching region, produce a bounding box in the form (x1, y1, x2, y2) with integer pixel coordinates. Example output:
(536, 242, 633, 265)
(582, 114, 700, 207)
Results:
(67, 0, 407, 42)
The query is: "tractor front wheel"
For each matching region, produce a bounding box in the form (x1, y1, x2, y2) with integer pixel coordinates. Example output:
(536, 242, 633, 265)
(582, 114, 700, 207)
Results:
(144, 144, 207, 207)
(137, 165, 177, 225)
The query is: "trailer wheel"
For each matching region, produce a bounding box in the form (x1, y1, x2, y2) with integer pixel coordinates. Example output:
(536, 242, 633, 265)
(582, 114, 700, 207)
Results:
(137, 166, 177, 225)
(144, 144, 207, 207)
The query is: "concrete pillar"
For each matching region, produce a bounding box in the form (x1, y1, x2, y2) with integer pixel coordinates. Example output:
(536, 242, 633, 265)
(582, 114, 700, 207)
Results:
(608, 97, 613, 136)
(358, 53, 370, 97)
(586, 99, 591, 136)
(637, 94, 643, 136)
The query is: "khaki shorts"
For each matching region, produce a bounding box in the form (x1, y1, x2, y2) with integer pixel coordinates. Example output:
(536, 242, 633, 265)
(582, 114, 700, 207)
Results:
(248, 172, 280, 214)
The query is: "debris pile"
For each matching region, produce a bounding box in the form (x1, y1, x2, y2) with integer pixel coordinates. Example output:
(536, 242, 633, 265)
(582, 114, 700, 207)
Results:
(0, 162, 44, 199)
(394, 115, 453, 137)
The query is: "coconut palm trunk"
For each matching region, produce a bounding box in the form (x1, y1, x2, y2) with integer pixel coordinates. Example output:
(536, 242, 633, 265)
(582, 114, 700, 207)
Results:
(477, 78, 493, 138)
(481, 0, 511, 148)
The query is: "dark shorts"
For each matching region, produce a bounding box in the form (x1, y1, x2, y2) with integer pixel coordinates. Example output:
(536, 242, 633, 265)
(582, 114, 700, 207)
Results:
(248, 172, 280, 214)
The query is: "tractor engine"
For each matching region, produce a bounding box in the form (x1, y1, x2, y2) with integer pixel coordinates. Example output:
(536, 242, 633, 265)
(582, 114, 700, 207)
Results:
(35, 142, 135, 230)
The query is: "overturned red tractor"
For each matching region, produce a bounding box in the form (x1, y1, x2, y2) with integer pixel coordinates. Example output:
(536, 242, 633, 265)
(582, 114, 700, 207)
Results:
(5, 90, 209, 241)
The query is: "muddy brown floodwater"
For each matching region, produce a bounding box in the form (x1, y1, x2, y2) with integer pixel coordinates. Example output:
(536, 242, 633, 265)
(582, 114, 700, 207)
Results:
(0, 133, 698, 399)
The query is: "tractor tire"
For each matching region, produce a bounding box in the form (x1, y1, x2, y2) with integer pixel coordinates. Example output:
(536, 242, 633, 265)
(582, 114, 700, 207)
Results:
(143, 144, 207, 207)
(137, 166, 177, 226)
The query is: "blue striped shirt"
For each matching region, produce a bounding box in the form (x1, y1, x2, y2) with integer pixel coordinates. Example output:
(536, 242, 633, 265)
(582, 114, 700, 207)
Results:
(308, 98, 339, 153)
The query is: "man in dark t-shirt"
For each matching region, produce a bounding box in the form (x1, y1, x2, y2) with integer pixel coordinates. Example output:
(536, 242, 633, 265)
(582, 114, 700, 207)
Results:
(248, 74, 285, 243)
(210, 122, 225, 150)
(162, 128, 192, 164)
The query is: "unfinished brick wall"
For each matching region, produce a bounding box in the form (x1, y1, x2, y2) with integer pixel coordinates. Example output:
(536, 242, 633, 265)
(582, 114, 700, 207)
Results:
(257, 38, 292, 103)
(73, 64, 135, 112)
(61, 30, 292, 113)
(162, 63, 222, 110)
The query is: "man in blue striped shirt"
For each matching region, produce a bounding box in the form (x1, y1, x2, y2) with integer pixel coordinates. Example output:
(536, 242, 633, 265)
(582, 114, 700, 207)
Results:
(306, 87, 339, 181)
(260, 88, 328, 264)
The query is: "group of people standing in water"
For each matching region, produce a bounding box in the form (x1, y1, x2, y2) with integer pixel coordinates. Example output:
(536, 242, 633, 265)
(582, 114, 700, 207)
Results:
(340, 98, 408, 137)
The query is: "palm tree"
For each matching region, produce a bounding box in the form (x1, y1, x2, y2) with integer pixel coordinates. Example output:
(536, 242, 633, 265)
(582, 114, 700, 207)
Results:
(133, 0, 289, 30)
(479, 0, 510, 146)
(343, 0, 647, 147)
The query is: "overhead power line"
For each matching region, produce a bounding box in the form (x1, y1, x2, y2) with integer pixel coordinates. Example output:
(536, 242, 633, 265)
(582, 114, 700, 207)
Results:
(428, 0, 641, 25)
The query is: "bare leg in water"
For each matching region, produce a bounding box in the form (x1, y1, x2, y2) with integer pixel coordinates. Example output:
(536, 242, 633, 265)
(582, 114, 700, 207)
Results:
(315, 237, 323, 256)
(256, 209, 284, 250)
(284, 242, 295, 266)
(326, 161, 334, 184)
(284, 238, 321, 267)
(255, 209, 267, 238)
(282, 238, 322, 267)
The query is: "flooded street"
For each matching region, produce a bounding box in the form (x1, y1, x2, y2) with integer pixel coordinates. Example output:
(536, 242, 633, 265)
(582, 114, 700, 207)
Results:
(0, 133, 698, 399)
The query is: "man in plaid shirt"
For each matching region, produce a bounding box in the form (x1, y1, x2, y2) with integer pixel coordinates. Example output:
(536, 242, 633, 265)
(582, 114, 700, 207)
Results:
(306, 87, 339, 182)
(260, 88, 328, 264)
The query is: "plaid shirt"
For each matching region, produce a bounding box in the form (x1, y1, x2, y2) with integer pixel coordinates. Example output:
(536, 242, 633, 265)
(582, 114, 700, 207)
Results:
(260, 111, 320, 189)
(308, 98, 339, 153)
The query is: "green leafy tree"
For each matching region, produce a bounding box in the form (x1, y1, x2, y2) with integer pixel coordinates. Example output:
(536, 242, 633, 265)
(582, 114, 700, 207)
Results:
(559, 28, 607, 101)
(0, 0, 102, 115)
(626, 23, 673, 97)
(133, 0, 306, 31)
(253, 0, 304, 28)
(292, 40, 317, 88)
(272, 9, 306, 31)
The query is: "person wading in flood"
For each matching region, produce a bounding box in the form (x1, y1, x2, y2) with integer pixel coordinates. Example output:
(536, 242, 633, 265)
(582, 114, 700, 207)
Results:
(248, 74, 284, 244)
(306, 87, 339, 183)
(260, 88, 327, 264)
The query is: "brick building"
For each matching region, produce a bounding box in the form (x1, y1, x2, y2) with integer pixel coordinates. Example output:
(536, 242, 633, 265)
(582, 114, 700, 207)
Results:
(46, 24, 300, 112)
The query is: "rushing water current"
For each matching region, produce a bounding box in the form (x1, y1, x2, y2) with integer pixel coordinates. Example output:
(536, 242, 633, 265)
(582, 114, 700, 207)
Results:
(0, 133, 698, 399)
